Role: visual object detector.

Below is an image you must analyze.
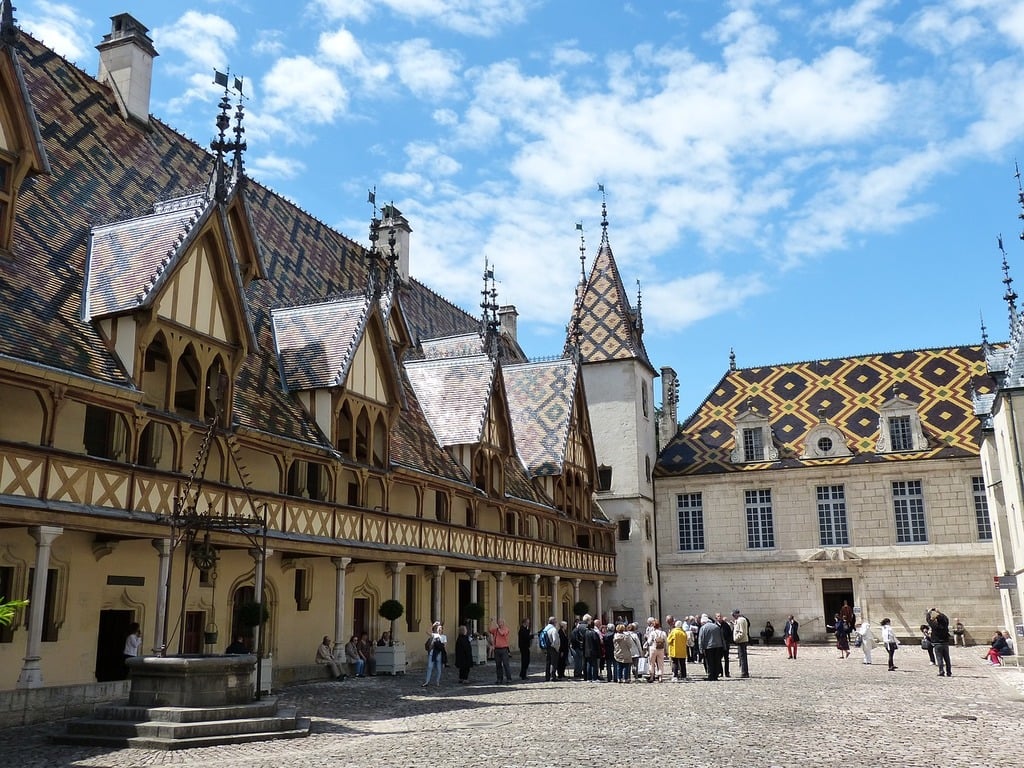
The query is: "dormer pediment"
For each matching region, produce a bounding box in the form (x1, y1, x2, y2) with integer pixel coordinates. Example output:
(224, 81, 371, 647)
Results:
(730, 405, 779, 463)
(801, 421, 853, 459)
(875, 393, 928, 453)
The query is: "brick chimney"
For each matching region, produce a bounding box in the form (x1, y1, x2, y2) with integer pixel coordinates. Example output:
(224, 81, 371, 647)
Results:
(498, 305, 518, 342)
(96, 13, 158, 127)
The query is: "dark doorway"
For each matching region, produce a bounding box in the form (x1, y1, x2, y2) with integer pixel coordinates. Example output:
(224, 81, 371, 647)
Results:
(95, 609, 133, 682)
(231, 585, 255, 645)
(353, 597, 369, 640)
(458, 579, 471, 628)
(821, 578, 855, 631)
(184, 610, 205, 654)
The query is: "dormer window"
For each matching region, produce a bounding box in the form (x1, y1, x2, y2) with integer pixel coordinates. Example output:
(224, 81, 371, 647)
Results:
(875, 392, 927, 453)
(730, 402, 779, 464)
(801, 413, 852, 459)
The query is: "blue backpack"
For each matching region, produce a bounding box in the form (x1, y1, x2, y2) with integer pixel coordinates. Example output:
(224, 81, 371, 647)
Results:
(538, 628, 550, 650)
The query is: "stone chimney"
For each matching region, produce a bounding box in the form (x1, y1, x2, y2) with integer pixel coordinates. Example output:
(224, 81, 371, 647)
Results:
(96, 13, 158, 127)
(498, 305, 518, 342)
(659, 366, 679, 449)
(381, 204, 411, 284)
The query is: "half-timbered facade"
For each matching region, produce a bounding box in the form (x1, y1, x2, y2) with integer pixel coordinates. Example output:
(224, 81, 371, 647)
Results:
(0, 7, 613, 700)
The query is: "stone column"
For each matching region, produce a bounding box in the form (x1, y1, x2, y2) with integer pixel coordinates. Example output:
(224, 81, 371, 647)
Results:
(551, 575, 560, 621)
(249, 547, 272, 658)
(495, 572, 506, 621)
(386, 561, 405, 643)
(151, 538, 171, 655)
(468, 569, 481, 634)
(431, 566, 446, 625)
(17, 525, 63, 688)
(572, 579, 581, 615)
(530, 574, 541, 644)
(332, 557, 352, 660)
(596, 580, 604, 625)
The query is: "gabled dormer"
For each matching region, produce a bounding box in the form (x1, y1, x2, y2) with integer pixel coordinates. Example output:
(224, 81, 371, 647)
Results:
(83, 191, 259, 425)
(730, 402, 779, 464)
(801, 409, 853, 459)
(0, 3, 50, 255)
(271, 293, 404, 468)
(875, 390, 928, 453)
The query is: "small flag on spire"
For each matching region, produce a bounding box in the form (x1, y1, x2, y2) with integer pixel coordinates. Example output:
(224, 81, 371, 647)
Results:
(367, 188, 376, 205)
(575, 222, 583, 231)
(214, 70, 228, 87)
(234, 76, 244, 95)
(597, 183, 604, 192)
(999, 234, 1004, 251)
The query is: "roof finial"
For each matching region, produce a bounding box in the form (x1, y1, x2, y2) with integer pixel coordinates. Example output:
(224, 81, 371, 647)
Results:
(729, 347, 736, 371)
(635, 279, 644, 335)
(1, 0, 17, 45)
(568, 222, 586, 355)
(230, 77, 247, 179)
(1000, 233, 1018, 332)
(210, 69, 245, 203)
(981, 310, 989, 349)
(480, 257, 501, 358)
(576, 221, 586, 285)
(598, 182, 609, 244)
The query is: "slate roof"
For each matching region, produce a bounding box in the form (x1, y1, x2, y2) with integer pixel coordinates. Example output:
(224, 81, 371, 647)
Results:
(568, 223, 653, 372)
(272, 294, 370, 391)
(419, 331, 528, 363)
(504, 358, 579, 477)
(404, 354, 496, 447)
(657, 345, 993, 476)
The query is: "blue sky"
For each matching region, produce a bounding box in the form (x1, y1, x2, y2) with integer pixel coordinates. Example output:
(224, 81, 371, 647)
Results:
(19, 0, 1024, 412)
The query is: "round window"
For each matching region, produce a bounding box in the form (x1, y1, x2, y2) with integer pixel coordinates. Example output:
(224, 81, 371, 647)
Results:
(817, 436, 833, 453)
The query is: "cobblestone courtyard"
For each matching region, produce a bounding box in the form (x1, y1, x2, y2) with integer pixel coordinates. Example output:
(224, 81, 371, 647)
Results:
(5, 643, 1023, 767)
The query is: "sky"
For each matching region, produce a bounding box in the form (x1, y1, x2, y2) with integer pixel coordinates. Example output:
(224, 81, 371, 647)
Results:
(17, 0, 1024, 414)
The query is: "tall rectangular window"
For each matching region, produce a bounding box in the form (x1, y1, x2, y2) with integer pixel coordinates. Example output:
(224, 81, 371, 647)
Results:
(888, 415, 913, 451)
(972, 476, 993, 541)
(817, 485, 849, 546)
(745, 489, 774, 549)
(676, 493, 705, 551)
(893, 480, 927, 543)
(742, 428, 764, 462)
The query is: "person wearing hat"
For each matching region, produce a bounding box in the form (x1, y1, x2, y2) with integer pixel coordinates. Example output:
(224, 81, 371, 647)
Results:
(732, 609, 750, 678)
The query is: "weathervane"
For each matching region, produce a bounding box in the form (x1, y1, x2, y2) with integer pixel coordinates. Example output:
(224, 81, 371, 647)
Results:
(210, 69, 246, 202)
(480, 257, 500, 357)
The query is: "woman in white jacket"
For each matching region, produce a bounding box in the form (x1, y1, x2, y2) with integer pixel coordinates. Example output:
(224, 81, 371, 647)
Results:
(880, 617, 899, 671)
(858, 621, 874, 665)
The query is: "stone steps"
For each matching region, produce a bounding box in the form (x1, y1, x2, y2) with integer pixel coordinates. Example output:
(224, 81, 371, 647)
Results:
(55, 699, 310, 750)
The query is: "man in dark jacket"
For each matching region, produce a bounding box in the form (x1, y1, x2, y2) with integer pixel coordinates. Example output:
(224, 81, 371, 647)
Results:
(926, 608, 953, 677)
(571, 617, 588, 679)
(518, 618, 532, 679)
(698, 614, 725, 681)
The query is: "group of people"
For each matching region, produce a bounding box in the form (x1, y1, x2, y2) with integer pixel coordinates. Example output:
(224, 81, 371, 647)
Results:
(314, 632, 382, 680)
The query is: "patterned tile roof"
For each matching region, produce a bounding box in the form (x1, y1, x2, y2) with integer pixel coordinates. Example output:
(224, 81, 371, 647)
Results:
(657, 345, 992, 476)
(419, 331, 528, 363)
(272, 294, 370, 391)
(404, 354, 496, 447)
(570, 229, 653, 371)
(85, 196, 206, 318)
(504, 358, 578, 477)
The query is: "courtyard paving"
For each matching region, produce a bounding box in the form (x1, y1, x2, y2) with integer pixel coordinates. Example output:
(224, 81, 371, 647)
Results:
(4, 643, 1023, 767)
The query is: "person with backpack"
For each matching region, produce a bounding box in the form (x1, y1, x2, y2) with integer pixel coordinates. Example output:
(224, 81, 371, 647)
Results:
(422, 621, 447, 688)
(540, 616, 560, 681)
(646, 619, 667, 682)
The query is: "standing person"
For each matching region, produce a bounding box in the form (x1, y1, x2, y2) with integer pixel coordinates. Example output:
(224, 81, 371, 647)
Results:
(627, 622, 644, 679)
(717, 613, 732, 677)
(541, 616, 560, 682)
(454, 625, 474, 683)
(919, 624, 935, 665)
(612, 624, 633, 683)
(926, 608, 952, 677)
(667, 620, 689, 680)
(570, 615, 589, 679)
(602, 622, 616, 681)
(835, 617, 851, 659)
(422, 621, 447, 687)
(698, 614, 725, 681)
(583, 620, 602, 682)
(557, 621, 570, 679)
(517, 618, 532, 680)
(783, 615, 800, 659)
(857, 620, 874, 665)
(647, 620, 667, 682)
(123, 622, 142, 671)
(731, 610, 750, 678)
(315, 635, 343, 680)
(880, 618, 899, 671)
(488, 617, 513, 684)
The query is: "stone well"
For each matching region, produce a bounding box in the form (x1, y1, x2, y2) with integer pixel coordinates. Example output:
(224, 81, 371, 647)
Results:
(127, 654, 257, 708)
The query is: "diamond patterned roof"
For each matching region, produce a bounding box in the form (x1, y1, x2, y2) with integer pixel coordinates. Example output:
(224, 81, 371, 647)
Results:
(657, 345, 993, 476)
(504, 358, 578, 477)
(272, 294, 371, 391)
(570, 231, 653, 371)
(404, 354, 496, 446)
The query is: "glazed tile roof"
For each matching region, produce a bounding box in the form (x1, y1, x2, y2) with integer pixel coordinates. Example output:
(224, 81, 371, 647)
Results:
(419, 331, 528, 363)
(657, 345, 992, 476)
(504, 358, 578, 477)
(404, 354, 496, 446)
(272, 294, 370, 391)
(85, 196, 206, 318)
(569, 228, 653, 372)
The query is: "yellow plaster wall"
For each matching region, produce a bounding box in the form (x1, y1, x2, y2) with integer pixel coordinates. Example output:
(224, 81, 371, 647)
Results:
(0, 383, 43, 443)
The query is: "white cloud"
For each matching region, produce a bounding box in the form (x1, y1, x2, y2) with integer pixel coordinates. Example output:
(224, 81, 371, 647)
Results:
(153, 11, 238, 72)
(19, 1, 93, 63)
(313, 0, 535, 36)
(253, 30, 286, 57)
(405, 142, 461, 176)
(262, 56, 348, 125)
(392, 39, 461, 100)
(550, 43, 594, 67)
(643, 272, 769, 331)
(246, 153, 306, 180)
(819, 0, 894, 47)
(319, 27, 392, 89)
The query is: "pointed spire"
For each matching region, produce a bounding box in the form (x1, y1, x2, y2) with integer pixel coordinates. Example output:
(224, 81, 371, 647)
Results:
(480, 257, 500, 358)
(598, 182, 609, 247)
(729, 347, 736, 371)
(999, 233, 1018, 333)
(980, 311, 990, 355)
(635, 279, 644, 336)
(230, 77, 247, 180)
(209, 70, 245, 203)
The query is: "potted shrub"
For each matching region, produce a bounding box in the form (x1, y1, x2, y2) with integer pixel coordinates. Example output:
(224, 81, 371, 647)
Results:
(463, 601, 485, 630)
(573, 600, 590, 619)
(377, 599, 406, 675)
(378, 599, 404, 644)
(237, 601, 269, 633)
